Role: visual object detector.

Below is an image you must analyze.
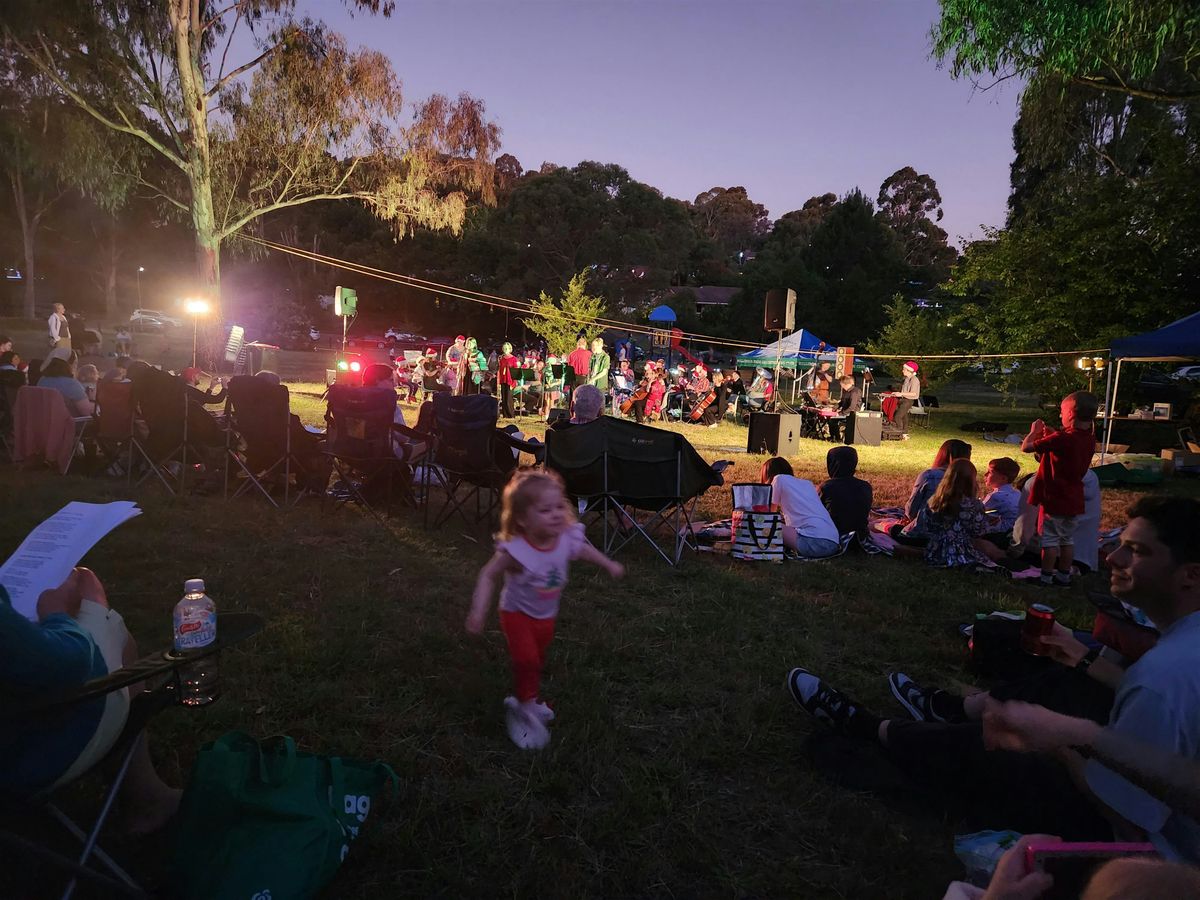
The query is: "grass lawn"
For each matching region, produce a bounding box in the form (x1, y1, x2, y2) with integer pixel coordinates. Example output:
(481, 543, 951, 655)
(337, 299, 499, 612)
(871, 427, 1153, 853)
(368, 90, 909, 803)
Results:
(4, 364, 1198, 897)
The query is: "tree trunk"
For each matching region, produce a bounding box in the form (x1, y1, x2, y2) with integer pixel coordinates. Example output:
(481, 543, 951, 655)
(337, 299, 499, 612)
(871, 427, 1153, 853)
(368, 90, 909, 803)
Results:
(173, 0, 222, 364)
(10, 170, 37, 319)
(104, 217, 120, 320)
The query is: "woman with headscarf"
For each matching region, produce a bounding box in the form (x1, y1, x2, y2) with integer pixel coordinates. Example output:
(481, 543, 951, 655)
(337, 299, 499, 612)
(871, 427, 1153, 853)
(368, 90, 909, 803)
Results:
(818, 446, 873, 539)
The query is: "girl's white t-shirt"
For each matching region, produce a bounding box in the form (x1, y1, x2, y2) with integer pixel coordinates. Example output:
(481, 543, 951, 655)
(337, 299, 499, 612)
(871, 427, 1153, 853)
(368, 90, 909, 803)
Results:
(770, 475, 839, 543)
(497, 523, 588, 620)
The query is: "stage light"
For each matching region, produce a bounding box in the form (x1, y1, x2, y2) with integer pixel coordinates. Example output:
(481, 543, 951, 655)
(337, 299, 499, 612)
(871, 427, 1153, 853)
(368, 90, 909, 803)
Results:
(184, 298, 211, 316)
(350, 360, 361, 372)
(337, 360, 349, 371)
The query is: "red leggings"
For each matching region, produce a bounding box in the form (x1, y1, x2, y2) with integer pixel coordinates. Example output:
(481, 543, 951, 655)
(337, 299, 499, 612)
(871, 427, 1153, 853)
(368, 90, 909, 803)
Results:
(500, 610, 556, 702)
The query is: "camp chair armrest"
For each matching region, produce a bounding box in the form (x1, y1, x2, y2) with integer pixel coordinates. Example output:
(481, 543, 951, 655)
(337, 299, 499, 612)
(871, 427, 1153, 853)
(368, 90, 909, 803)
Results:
(495, 430, 541, 454)
(393, 423, 429, 441)
(0, 612, 264, 722)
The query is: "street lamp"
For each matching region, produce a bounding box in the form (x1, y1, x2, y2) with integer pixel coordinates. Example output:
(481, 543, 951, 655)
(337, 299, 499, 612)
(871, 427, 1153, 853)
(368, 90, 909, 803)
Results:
(136, 266, 145, 307)
(184, 298, 211, 368)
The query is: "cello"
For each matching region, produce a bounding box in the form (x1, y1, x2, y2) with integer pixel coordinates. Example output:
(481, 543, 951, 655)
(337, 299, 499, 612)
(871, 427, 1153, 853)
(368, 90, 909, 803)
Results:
(689, 390, 717, 422)
(620, 379, 651, 416)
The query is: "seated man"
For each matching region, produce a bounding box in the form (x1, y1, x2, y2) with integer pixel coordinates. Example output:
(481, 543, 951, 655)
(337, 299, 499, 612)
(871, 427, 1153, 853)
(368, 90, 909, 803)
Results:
(361, 363, 425, 461)
(0, 350, 26, 390)
(1, 568, 179, 833)
(181, 367, 226, 406)
(787, 496, 1200, 859)
(549, 383, 605, 431)
(827, 375, 861, 443)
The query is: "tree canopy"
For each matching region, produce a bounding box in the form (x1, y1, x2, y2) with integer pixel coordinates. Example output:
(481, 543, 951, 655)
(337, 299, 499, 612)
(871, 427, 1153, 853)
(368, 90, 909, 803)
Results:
(932, 0, 1200, 103)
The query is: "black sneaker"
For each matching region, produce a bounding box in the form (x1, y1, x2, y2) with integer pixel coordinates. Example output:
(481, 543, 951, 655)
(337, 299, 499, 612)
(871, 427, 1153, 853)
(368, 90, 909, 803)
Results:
(785, 668, 862, 734)
(888, 672, 944, 723)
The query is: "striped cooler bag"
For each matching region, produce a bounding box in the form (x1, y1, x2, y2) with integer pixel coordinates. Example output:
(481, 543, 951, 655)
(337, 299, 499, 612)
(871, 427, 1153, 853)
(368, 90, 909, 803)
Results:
(730, 483, 785, 563)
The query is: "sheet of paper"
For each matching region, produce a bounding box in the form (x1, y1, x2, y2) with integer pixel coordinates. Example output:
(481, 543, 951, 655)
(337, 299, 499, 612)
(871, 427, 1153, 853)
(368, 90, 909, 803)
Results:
(0, 501, 141, 620)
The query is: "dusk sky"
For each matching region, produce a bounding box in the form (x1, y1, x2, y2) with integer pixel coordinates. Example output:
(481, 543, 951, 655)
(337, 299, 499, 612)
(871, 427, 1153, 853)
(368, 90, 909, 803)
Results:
(309, 0, 1022, 246)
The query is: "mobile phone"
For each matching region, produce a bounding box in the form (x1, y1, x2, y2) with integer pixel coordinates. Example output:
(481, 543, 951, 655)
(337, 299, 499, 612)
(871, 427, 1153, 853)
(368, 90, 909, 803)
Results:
(1025, 841, 1158, 898)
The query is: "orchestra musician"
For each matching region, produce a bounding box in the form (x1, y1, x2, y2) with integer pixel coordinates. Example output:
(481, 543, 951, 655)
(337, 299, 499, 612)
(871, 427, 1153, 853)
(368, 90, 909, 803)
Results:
(497, 341, 519, 417)
(686, 364, 719, 426)
(463, 337, 487, 396)
(882, 360, 921, 439)
(542, 354, 565, 420)
(809, 362, 835, 406)
(828, 375, 862, 443)
(612, 359, 636, 409)
(746, 368, 775, 411)
(445, 335, 467, 395)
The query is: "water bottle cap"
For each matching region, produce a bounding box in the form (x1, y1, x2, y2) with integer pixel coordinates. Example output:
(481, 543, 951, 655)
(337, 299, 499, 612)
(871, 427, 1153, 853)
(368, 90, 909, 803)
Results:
(184, 578, 205, 593)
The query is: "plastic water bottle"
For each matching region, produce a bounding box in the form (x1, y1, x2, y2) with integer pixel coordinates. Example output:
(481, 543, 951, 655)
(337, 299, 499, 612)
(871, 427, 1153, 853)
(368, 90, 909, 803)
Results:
(173, 578, 219, 706)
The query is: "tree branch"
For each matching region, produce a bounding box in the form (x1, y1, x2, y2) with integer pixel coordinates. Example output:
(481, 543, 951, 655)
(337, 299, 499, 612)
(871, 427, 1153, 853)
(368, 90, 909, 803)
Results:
(218, 190, 381, 240)
(13, 36, 189, 173)
(206, 33, 292, 99)
(1070, 75, 1200, 103)
(214, 6, 244, 86)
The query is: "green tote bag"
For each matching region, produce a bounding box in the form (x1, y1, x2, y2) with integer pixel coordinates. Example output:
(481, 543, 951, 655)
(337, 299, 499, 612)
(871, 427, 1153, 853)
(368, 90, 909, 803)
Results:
(170, 731, 398, 900)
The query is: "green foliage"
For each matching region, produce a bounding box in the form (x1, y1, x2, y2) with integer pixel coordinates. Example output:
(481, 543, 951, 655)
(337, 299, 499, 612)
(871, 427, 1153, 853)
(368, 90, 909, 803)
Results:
(932, 0, 1200, 102)
(866, 295, 962, 388)
(876, 166, 958, 285)
(523, 271, 607, 358)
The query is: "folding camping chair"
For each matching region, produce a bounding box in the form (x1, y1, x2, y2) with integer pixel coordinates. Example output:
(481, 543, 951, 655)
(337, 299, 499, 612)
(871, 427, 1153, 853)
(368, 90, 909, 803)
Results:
(407, 393, 541, 532)
(0, 380, 19, 460)
(0, 612, 262, 900)
(224, 375, 325, 507)
(10, 386, 92, 474)
(323, 384, 414, 522)
(128, 369, 192, 494)
(546, 417, 723, 566)
(92, 381, 135, 478)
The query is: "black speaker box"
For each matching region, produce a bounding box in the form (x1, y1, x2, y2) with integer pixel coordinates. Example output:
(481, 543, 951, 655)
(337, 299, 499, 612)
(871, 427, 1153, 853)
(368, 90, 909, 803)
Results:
(747, 412, 803, 456)
(847, 411, 882, 447)
(764, 288, 796, 332)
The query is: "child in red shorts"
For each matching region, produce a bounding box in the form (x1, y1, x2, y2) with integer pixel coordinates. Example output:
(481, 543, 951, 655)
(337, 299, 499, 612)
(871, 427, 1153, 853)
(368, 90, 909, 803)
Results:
(466, 470, 624, 749)
(1021, 391, 1098, 585)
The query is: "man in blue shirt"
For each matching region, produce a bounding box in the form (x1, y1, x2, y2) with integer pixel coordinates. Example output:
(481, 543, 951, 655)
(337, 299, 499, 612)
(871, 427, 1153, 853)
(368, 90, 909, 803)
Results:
(1, 568, 180, 833)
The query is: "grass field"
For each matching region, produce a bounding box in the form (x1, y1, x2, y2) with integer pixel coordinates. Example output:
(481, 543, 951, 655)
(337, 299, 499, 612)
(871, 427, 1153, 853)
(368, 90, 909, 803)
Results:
(4, 346, 1197, 897)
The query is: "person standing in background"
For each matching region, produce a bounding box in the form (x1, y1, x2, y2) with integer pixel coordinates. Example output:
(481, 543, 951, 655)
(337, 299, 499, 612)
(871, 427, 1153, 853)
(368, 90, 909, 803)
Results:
(48, 303, 71, 350)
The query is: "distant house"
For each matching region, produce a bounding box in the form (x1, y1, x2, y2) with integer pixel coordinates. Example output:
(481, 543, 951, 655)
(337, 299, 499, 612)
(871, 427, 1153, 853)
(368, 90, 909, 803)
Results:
(667, 285, 739, 315)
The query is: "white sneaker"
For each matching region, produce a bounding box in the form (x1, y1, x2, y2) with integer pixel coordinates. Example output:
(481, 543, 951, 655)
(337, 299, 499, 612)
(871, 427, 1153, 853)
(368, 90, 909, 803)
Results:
(504, 697, 550, 749)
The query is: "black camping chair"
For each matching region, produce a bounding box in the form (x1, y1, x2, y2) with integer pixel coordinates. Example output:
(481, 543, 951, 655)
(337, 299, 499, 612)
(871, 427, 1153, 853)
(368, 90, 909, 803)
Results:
(0, 613, 263, 900)
(546, 417, 723, 566)
(0, 377, 21, 461)
(224, 376, 326, 507)
(129, 369, 223, 495)
(323, 384, 417, 521)
(405, 393, 541, 532)
(92, 381, 135, 478)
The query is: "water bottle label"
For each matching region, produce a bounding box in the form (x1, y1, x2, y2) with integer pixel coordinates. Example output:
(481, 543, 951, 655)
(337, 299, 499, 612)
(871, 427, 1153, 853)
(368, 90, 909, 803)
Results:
(174, 610, 217, 650)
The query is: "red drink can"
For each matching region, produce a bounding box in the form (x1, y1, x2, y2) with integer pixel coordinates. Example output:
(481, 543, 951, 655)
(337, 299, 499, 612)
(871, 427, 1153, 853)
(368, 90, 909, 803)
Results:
(1021, 604, 1056, 655)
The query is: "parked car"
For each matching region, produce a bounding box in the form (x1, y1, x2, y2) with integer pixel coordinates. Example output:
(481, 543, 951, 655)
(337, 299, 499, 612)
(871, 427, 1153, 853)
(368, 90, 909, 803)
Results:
(1170, 365, 1200, 382)
(130, 308, 183, 328)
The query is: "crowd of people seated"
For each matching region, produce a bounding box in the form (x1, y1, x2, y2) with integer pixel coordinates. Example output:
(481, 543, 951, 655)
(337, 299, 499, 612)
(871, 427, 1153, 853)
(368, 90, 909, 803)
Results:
(786, 494, 1200, 895)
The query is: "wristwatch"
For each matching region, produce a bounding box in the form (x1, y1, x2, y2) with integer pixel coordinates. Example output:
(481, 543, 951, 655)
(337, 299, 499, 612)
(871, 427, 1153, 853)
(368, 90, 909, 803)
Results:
(1075, 646, 1101, 671)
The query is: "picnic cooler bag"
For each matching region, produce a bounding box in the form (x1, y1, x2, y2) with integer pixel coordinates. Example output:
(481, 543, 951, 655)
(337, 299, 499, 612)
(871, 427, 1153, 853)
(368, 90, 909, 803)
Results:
(730, 482, 785, 563)
(170, 731, 397, 900)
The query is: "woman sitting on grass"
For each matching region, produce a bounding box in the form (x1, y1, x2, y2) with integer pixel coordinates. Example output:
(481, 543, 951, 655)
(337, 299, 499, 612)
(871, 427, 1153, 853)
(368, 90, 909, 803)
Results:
(909, 458, 989, 568)
(761, 457, 840, 558)
(888, 438, 972, 547)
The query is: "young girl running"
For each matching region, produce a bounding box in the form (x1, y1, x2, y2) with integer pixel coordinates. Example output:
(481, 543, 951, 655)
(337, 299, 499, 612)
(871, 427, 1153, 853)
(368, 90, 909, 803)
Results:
(466, 469, 624, 749)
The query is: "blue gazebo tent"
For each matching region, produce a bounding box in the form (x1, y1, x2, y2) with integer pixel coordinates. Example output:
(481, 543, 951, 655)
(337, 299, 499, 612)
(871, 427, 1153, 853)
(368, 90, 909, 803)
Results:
(736, 330, 827, 371)
(1103, 310, 1200, 455)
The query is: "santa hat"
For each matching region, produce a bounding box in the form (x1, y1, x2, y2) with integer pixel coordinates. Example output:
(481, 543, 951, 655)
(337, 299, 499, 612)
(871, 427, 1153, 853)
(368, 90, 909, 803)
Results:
(903, 360, 919, 373)
(182, 366, 203, 384)
(455, 334, 466, 342)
